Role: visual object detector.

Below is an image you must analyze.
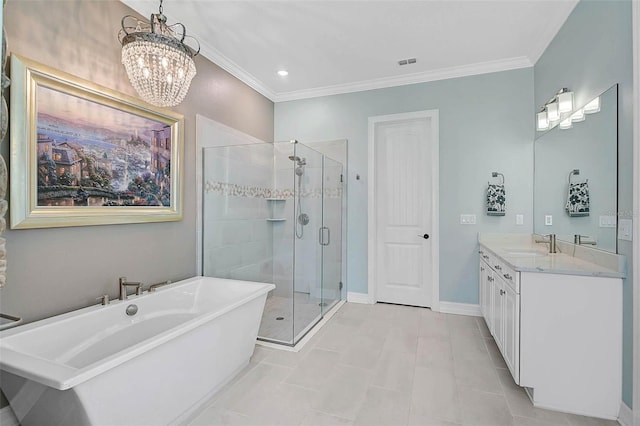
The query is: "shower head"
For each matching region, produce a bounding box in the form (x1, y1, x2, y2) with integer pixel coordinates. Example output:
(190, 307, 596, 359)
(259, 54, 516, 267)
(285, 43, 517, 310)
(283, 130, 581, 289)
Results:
(571, 169, 580, 175)
(288, 155, 307, 166)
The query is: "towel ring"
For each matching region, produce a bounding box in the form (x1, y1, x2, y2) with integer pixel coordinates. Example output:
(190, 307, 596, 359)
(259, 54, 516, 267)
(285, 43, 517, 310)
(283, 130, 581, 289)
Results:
(568, 169, 580, 184)
(490, 172, 504, 185)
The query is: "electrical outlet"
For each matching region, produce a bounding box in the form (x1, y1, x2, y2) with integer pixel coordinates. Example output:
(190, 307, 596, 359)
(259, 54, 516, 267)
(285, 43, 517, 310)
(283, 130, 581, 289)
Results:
(618, 219, 632, 241)
(460, 214, 476, 225)
(516, 214, 524, 225)
(545, 215, 553, 226)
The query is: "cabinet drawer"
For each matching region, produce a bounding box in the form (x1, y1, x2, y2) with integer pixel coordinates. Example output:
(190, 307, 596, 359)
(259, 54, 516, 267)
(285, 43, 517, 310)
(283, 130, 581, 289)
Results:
(494, 260, 519, 293)
(479, 246, 519, 293)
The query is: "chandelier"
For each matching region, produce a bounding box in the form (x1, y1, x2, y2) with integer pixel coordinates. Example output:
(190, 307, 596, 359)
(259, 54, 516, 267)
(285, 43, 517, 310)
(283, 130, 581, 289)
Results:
(118, 0, 199, 107)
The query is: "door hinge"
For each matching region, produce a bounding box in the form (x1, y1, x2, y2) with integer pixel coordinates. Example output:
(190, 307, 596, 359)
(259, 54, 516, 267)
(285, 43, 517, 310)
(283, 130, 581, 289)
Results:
(340, 174, 343, 183)
(339, 281, 343, 290)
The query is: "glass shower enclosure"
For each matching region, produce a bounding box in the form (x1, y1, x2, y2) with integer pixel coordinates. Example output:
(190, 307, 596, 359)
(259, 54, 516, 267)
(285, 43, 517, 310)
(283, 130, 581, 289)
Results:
(202, 141, 344, 346)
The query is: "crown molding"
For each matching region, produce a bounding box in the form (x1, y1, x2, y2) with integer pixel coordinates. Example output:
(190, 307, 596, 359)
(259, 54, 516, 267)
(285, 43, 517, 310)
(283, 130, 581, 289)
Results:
(273, 56, 533, 102)
(197, 38, 278, 102)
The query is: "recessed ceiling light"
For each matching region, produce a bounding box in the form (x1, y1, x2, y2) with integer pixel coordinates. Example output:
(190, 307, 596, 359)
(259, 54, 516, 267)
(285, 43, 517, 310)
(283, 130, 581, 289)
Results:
(277, 70, 289, 77)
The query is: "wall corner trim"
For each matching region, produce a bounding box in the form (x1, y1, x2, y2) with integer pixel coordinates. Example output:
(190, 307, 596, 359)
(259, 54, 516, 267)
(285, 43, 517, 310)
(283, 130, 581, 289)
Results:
(438, 301, 482, 317)
(0, 406, 18, 426)
(618, 401, 633, 426)
(346, 292, 372, 304)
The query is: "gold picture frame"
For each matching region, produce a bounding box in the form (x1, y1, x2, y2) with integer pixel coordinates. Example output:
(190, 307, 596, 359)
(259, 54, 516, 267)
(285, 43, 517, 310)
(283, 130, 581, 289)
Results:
(9, 54, 184, 229)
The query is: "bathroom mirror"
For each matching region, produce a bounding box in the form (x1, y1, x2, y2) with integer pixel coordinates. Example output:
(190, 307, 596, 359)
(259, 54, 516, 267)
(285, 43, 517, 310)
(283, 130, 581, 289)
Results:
(533, 84, 618, 252)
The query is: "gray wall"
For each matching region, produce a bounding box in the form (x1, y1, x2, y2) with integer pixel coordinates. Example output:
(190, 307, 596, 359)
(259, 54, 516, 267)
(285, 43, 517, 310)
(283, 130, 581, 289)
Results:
(274, 68, 535, 303)
(0, 1, 273, 325)
(533, 0, 633, 408)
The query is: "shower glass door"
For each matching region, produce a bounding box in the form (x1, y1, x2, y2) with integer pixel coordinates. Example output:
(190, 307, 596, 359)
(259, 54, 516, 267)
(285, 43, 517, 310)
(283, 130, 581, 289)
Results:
(292, 143, 323, 343)
(321, 156, 343, 314)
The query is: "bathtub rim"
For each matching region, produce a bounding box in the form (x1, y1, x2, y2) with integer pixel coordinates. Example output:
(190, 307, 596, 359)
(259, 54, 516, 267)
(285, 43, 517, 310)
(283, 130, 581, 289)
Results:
(0, 276, 274, 390)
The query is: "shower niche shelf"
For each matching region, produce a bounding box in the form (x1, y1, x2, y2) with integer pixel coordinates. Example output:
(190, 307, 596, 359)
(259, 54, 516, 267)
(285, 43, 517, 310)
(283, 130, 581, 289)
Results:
(266, 198, 286, 221)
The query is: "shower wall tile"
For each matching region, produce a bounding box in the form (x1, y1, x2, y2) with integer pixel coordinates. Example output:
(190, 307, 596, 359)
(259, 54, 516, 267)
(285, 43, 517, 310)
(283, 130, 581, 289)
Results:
(242, 241, 271, 267)
(252, 220, 271, 242)
(221, 222, 253, 245)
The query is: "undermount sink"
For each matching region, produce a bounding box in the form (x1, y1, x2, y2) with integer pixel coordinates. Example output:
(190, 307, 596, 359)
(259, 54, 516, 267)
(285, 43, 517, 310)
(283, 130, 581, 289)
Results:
(503, 248, 547, 257)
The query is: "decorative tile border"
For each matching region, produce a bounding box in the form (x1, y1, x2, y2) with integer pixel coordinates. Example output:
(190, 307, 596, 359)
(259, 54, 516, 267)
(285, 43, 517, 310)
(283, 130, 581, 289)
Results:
(205, 180, 342, 199)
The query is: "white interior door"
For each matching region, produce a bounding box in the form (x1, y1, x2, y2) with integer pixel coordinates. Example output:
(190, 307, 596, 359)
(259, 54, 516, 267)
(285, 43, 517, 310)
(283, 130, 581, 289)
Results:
(373, 115, 434, 307)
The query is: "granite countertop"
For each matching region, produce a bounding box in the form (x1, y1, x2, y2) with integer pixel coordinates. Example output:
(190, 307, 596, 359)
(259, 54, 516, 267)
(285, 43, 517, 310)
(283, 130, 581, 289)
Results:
(479, 233, 625, 279)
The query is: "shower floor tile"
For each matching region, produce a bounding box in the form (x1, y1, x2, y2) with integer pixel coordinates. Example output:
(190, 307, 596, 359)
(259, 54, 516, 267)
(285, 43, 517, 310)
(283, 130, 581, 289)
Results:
(258, 292, 325, 343)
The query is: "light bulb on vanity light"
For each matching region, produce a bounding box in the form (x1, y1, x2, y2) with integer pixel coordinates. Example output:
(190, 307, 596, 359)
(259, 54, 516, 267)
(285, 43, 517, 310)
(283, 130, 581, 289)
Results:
(557, 89, 574, 113)
(559, 117, 573, 130)
(546, 101, 560, 122)
(536, 109, 550, 131)
(570, 108, 585, 123)
(584, 96, 601, 114)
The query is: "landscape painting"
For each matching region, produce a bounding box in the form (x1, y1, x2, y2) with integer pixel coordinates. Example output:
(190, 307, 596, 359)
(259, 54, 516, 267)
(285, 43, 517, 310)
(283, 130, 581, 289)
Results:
(36, 86, 172, 208)
(10, 54, 184, 229)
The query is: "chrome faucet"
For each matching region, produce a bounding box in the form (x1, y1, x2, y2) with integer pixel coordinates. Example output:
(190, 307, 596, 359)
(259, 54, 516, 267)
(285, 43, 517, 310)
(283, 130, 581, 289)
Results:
(147, 280, 171, 292)
(119, 277, 142, 300)
(535, 234, 557, 254)
(574, 234, 596, 245)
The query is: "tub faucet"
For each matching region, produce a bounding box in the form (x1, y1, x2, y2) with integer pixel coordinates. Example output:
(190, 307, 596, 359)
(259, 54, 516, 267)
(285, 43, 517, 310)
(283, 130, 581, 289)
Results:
(147, 280, 171, 292)
(119, 277, 142, 300)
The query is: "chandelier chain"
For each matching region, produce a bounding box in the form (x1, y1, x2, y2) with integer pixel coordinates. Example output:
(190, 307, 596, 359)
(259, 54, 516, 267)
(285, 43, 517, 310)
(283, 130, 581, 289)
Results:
(159, 0, 163, 15)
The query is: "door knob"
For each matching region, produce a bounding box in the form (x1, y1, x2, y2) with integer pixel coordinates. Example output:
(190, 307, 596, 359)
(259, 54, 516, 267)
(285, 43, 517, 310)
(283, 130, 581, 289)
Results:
(418, 234, 430, 239)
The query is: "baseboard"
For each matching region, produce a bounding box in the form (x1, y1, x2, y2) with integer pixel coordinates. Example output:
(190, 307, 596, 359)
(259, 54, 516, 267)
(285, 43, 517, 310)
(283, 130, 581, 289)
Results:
(618, 401, 633, 426)
(347, 292, 371, 304)
(438, 301, 482, 317)
(0, 405, 18, 426)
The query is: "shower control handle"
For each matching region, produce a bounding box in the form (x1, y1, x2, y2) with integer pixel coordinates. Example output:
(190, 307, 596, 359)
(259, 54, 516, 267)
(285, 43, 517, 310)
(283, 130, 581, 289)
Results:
(418, 234, 430, 239)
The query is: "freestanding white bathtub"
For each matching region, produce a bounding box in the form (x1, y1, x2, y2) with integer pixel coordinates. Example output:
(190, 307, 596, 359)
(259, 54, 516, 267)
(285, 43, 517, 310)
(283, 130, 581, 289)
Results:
(0, 276, 275, 426)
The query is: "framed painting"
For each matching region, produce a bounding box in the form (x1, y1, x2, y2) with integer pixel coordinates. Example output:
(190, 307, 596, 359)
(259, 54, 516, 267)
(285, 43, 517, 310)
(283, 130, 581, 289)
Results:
(9, 54, 184, 229)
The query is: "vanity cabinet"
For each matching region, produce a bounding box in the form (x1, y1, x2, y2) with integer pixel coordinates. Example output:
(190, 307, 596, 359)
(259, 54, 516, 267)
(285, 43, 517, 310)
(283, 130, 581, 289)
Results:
(479, 249, 519, 384)
(478, 242, 622, 420)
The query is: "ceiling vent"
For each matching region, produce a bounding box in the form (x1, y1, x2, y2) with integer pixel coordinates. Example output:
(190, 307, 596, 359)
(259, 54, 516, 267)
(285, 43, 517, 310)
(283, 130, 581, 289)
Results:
(398, 58, 417, 66)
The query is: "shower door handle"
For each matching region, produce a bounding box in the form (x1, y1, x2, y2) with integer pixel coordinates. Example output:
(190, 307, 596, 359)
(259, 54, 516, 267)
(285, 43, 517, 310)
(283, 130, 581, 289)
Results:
(319, 227, 330, 246)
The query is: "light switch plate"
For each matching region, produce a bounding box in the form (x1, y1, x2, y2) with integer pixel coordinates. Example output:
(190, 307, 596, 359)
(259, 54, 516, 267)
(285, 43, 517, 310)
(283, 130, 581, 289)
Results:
(618, 219, 632, 241)
(460, 214, 476, 225)
(545, 215, 553, 226)
(516, 214, 524, 225)
(599, 215, 617, 228)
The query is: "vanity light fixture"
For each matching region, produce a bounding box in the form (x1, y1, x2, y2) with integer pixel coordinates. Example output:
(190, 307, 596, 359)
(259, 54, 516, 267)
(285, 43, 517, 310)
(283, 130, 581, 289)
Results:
(536, 88, 574, 131)
(556, 88, 574, 113)
(118, 0, 200, 107)
(536, 108, 550, 131)
(584, 96, 601, 114)
(559, 117, 573, 130)
(570, 108, 585, 123)
(546, 100, 560, 122)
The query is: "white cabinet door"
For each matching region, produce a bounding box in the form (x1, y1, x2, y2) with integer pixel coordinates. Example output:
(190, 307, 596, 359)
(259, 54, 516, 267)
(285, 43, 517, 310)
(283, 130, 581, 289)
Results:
(501, 279, 520, 384)
(492, 275, 504, 351)
(479, 261, 486, 316)
(481, 262, 494, 335)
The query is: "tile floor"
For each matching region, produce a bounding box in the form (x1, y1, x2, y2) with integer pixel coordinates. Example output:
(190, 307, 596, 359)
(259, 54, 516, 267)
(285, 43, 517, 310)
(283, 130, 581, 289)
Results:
(190, 302, 620, 426)
(259, 293, 324, 343)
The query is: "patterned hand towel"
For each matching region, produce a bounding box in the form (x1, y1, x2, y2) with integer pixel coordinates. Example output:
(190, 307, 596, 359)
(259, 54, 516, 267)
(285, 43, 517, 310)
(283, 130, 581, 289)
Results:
(565, 180, 590, 217)
(487, 184, 506, 216)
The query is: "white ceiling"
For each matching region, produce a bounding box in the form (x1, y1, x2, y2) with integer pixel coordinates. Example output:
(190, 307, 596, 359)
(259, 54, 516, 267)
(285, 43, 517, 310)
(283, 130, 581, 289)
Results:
(120, 1, 578, 102)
